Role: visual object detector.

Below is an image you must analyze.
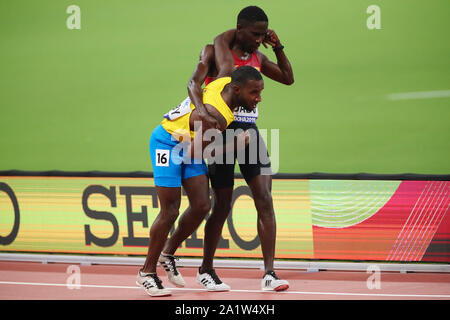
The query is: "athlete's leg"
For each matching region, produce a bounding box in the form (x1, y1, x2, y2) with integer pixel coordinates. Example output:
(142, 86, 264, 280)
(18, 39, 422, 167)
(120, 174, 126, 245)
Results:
(238, 124, 277, 273)
(200, 186, 234, 273)
(142, 124, 183, 274)
(246, 174, 276, 273)
(162, 174, 211, 255)
(141, 186, 181, 274)
(239, 126, 288, 290)
(200, 146, 236, 273)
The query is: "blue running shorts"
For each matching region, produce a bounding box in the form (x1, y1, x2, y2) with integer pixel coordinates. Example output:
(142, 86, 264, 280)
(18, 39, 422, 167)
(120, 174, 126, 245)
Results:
(149, 124, 207, 187)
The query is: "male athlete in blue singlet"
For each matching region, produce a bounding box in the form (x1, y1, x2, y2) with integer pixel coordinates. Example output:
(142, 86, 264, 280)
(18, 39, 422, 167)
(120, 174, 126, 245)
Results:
(137, 66, 264, 297)
(158, 6, 294, 292)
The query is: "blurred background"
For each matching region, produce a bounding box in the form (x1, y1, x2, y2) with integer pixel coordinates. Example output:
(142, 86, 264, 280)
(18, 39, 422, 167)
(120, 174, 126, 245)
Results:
(1, 0, 449, 174)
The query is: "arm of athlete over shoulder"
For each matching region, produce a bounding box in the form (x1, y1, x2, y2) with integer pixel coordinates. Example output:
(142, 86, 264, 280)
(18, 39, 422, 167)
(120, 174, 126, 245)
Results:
(187, 101, 252, 160)
(214, 29, 236, 78)
(187, 45, 220, 130)
(187, 126, 250, 161)
(187, 102, 225, 160)
(260, 29, 294, 85)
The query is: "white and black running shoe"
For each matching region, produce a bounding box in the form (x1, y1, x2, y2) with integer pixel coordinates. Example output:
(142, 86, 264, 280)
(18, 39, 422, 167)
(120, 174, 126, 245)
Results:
(136, 270, 171, 297)
(196, 268, 230, 291)
(158, 253, 185, 287)
(261, 270, 289, 291)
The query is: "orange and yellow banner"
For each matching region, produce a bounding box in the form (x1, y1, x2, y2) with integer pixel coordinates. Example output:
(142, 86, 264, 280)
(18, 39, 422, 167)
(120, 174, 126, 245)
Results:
(1, 176, 448, 262)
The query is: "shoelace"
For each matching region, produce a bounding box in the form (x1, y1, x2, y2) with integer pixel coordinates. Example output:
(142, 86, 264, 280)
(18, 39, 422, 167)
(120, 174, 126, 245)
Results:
(143, 274, 164, 290)
(163, 255, 180, 276)
(204, 269, 223, 284)
(265, 270, 279, 280)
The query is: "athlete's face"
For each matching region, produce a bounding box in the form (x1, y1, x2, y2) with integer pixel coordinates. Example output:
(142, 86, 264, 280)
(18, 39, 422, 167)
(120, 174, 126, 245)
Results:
(237, 79, 264, 111)
(236, 21, 268, 53)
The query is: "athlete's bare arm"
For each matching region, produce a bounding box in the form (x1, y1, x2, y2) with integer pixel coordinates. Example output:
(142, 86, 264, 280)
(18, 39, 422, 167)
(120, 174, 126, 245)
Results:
(189, 111, 249, 160)
(213, 29, 236, 78)
(258, 29, 294, 85)
(187, 45, 220, 130)
(214, 29, 294, 85)
(188, 103, 227, 159)
(190, 102, 228, 132)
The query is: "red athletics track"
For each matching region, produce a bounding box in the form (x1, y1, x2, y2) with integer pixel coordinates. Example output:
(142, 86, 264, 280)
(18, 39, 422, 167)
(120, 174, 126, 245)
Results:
(0, 261, 449, 300)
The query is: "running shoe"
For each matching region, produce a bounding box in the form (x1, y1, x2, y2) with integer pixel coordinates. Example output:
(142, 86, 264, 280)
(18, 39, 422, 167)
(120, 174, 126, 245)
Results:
(196, 268, 231, 291)
(158, 253, 186, 287)
(136, 270, 171, 297)
(261, 270, 289, 291)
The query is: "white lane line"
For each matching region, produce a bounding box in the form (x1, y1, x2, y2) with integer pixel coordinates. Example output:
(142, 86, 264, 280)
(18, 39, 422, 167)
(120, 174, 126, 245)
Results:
(1, 281, 449, 298)
(387, 90, 450, 100)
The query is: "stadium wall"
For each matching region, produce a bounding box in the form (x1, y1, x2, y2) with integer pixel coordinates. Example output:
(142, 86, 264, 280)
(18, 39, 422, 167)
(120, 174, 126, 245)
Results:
(0, 171, 449, 263)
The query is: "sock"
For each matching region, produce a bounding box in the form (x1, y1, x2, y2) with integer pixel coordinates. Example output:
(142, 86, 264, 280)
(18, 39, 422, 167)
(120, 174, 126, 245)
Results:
(139, 269, 156, 277)
(161, 252, 173, 258)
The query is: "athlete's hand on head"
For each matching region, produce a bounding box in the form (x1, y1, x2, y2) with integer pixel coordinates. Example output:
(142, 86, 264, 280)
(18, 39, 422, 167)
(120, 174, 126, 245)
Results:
(262, 29, 281, 49)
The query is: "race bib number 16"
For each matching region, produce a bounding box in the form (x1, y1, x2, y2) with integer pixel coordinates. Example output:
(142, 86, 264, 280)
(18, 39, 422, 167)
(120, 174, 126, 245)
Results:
(155, 149, 170, 167)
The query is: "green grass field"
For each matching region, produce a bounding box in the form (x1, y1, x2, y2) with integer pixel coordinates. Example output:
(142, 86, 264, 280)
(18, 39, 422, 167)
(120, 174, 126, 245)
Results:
(1, 0, 449, 174)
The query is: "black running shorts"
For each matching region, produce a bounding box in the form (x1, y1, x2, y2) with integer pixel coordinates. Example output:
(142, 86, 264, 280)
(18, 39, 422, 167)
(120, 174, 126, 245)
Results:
(208, 122, 272, 188)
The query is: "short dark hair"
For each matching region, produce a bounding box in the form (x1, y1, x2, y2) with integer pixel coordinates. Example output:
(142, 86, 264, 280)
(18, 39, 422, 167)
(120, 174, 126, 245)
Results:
(237, 6, 268, 26)
(231, 66, 263, 85)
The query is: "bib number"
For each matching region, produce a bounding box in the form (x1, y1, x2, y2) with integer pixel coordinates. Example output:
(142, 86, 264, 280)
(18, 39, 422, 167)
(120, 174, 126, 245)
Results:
(233, 105, 258, 123)
(155, 149, 170, 167)
(163, 97, 192, 120)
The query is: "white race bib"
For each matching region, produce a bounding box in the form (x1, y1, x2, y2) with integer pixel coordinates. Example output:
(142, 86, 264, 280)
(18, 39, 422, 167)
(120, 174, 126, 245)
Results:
(155, 149, 170, 167)
(163, 97, 192, 120)
(233, 105, 258, 123)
